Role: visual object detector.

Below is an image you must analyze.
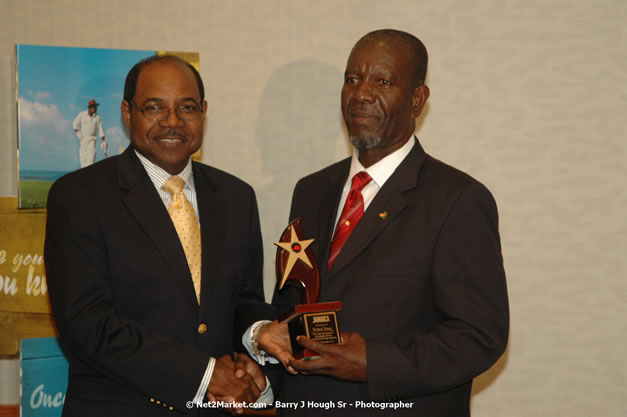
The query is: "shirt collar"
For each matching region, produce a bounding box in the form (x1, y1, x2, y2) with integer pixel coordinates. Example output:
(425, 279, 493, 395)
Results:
(134, 150, 195, 191)
(347, 136, 416, 188)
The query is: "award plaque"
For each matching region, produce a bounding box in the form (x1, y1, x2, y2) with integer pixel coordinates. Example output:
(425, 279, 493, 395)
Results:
(274, 218, 342, 360)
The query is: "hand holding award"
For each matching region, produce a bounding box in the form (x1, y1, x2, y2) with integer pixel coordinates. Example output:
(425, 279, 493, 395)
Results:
(257, 218, 367, 381)
(274, 218, 342, 360)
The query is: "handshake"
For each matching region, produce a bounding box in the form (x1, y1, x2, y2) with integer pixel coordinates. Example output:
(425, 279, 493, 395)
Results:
(204, 318, 367, 414)
(206, 353, 268, 415)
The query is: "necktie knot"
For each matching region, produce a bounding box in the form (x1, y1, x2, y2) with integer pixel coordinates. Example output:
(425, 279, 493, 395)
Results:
(162, 176, 186, 196)
(351, 171, 372, 192)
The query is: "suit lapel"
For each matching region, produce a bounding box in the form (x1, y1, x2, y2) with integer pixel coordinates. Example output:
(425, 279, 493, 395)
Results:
(193, 164, 226, 308)
(326, 140, 426, 279)
(118, 147, 199, 307)
(315, 161, 350, 280)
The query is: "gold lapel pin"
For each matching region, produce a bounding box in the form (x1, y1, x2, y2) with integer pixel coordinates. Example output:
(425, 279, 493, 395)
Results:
(378, 211, 388, 220)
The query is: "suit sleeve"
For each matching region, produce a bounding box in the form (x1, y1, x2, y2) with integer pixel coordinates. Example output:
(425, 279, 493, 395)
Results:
(234, 187, 278, 345)
(44, 178, 209, 411)
(231, 186, 285, 394)
(366, 182, 509, 400)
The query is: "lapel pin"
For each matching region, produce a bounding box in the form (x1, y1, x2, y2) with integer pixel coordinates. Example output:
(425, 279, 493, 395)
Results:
(378, 211, 388, 220)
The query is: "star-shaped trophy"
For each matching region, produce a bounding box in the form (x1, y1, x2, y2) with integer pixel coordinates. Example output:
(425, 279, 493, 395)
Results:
(274, 218, 342, 359)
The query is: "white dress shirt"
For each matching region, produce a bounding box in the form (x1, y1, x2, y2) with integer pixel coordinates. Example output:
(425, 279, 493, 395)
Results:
(332, 136, 415, 235)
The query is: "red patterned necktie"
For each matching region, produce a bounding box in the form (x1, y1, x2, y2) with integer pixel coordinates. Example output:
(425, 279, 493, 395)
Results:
(327, 171, 372, 270)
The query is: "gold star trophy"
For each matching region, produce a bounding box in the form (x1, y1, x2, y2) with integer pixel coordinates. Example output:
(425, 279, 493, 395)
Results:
(274, 218, 342, 359)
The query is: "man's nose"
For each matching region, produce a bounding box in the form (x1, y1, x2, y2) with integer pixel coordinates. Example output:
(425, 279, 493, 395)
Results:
(160, 108, 185, 127)
(353, 81, 375, 103)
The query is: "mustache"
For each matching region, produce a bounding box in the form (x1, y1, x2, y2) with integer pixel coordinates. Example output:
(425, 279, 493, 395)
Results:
(155, 129, 186, 139)
(347, 107, 379, 118)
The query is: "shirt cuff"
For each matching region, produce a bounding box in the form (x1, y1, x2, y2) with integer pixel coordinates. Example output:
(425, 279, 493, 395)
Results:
(256, 376, 274, 405)
(243, 320, 280, 366)
(192, 357, 215, 403)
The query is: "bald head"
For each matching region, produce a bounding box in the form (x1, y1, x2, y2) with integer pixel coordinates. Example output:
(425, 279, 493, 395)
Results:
(353, 29, 428, 88)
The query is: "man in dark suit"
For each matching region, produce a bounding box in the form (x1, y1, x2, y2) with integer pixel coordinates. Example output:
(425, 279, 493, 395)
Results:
(254, 29, 509, 416)
(45, 55, 270, 416)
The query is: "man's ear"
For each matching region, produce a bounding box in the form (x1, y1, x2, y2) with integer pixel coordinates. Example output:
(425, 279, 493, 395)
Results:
(121, 100, 131, 129)
(201, 99, 208, 118)
(411, 85, 430, 119)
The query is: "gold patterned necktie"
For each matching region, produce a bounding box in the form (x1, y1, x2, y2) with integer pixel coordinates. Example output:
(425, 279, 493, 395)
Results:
(162, 176, 202, 303)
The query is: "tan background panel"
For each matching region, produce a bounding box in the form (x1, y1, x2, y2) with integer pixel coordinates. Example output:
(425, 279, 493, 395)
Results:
(1, 1, 626, 415)
(0, 199, 49, 315)
(0, 198, 53, 357)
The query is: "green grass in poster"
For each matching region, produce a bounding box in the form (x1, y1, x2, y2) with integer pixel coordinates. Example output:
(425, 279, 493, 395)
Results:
(19, 181, 53, 208)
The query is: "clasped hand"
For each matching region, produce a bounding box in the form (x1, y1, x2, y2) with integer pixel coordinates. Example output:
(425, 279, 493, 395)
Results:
(206, 353, 266, 415)
(258, 320, 367, 382)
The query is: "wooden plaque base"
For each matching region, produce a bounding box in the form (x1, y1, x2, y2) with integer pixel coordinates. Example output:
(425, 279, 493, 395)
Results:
(278, 301, 342, 360)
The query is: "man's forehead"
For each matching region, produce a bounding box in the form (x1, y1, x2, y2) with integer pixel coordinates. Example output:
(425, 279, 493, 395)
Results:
(346, 39, 411, 72)
(351, 38, 409, 58)
(138, 60, 188, 81)
(135, 60, 200, 98)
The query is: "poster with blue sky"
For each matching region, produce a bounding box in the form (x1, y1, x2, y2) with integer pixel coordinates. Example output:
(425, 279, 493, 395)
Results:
(16, 45, 198, 208)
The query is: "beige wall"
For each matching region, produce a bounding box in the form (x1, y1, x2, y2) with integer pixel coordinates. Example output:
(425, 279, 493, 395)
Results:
(1, 0, 625, 415)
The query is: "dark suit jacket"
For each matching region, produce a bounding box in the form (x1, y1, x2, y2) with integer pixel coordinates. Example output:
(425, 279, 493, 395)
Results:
(274, 139, 509, 416)
(45, 146, 267, 416)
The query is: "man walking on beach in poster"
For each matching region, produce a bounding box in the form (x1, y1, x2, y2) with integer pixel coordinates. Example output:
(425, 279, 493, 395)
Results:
(72, 99, 107, 167)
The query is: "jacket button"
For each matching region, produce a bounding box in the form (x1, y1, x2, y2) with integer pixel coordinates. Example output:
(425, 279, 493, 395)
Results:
(198, 323, 207, 334)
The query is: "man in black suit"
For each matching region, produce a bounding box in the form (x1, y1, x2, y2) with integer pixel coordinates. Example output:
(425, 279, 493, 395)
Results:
(254, 29, 509, 416)
(45, 55, 270, 416)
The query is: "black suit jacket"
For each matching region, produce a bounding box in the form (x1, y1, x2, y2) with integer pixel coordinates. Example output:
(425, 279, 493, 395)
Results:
(274, 139, 509, 416)
(45, 146, 266, 416)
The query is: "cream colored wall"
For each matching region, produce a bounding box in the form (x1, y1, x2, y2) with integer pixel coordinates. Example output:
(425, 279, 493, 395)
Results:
(1, 0, 625, 415)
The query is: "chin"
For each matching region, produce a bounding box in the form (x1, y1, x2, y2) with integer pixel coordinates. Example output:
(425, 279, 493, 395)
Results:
(349, 135, 382, 150)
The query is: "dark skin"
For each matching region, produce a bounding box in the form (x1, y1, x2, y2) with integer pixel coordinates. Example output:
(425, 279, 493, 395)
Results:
(258, 320, 297, 374)
(208, 354, 267, 415)
(259, 323, 368, 381)
(121, 60, 206, 175)
(259, 37, 429, 381)
(290, 332, 367, 381)
(208, 355, 261, 405)
(342, 38, 429, 168)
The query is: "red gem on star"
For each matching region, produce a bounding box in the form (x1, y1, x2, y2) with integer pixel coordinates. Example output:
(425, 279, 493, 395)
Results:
(292, 243, 302, 252)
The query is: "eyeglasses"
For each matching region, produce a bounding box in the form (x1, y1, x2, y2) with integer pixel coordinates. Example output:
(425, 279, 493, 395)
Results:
(129, 100, 204, 121)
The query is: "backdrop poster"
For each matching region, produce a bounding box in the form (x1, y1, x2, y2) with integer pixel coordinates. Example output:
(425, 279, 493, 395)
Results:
(16, 45, 199, 208)
(20, 337, 69, 417)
